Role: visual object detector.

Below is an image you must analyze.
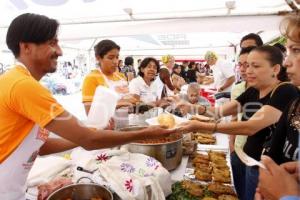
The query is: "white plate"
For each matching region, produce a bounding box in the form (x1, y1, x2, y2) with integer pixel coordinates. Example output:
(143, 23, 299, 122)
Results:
(145, 114, 188, 127)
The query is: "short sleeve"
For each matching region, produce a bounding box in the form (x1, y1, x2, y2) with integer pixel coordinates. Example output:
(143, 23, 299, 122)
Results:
(82, 73, 105, 102)
(10, 79, 64, 128)
(268, 84, 299, 112)
(129, 78, 140, 95)
(220, 61, 235, 78)
(116, 72, 127, 81)
(236, 87, 256, 106)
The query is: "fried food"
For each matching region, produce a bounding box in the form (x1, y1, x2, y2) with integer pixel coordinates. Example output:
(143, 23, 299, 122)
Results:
(195, 165, 212, 173)
(196, 137, 216, 144)
(195, 170, 212, 181)
(181, 180, 203, 197)
(211, 162, 230, 170)
(218, 195, 238, 200)
(193, 157, 210, 165)
(207, 183, 235, 195)
(189, 152, 199, 159)
(193, 133, 216, 144)
(208, 151, 226, 159)
(211, 159, 228, 166)
(213, 171, 231, 183)
(157, 113, 175, 128)
(193, 153, 210, 160)
(190, 115, 213, 122)
(212, 168, 231, 178)
(181, 180, 194, 189)
(194, 162, 210, 168)
(187, 185, 203, 197)
(194, 133, 214, 138)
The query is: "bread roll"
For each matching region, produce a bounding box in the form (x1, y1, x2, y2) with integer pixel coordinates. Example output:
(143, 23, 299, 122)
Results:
(157, 113, 176, 128)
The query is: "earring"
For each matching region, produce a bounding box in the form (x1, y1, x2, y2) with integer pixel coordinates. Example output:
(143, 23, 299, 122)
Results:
(272, 74, 275, 78)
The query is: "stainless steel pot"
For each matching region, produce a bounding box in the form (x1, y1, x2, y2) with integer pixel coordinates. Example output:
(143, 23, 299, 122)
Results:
(120, 126, 182, 171)
(47, 177, 113, 200)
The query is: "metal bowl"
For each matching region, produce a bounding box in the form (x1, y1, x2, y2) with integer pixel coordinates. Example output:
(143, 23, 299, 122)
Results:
(47, 177, 113, 200)
(120, 126, 182, 171)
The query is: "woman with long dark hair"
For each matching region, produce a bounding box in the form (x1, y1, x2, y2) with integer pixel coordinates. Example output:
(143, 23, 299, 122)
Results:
(179, 45, 299, 200)
(257, 13, 300, 200)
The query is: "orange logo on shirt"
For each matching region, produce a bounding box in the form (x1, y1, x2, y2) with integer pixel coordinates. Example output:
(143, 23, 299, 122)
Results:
(36, 128, 49, 142)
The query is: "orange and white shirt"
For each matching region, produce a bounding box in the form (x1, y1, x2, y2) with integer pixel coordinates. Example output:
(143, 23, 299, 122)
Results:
(0, 64, 64, 200)
(82, 69, 127, 102)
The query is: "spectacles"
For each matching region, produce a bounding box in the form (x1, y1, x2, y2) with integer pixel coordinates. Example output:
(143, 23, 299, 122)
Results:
(238, 62, 249, 68)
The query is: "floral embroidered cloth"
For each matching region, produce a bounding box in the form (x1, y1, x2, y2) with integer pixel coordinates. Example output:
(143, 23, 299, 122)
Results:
(70, 148, 171, 200)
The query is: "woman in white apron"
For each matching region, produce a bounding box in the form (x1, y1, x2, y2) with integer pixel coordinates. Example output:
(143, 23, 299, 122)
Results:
(82, 40, 139, 116)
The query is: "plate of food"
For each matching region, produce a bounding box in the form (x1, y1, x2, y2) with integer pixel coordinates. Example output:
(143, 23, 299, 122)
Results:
(184, 150, 234, 186)
(145, 113, 188, 129)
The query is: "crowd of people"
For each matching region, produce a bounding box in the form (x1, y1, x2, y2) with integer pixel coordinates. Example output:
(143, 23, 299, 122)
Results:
(0, 11, 299, 200)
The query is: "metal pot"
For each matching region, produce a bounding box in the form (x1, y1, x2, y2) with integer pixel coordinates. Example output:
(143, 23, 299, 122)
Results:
(47, 177, 113, 200)
(120, 126, 182, 171)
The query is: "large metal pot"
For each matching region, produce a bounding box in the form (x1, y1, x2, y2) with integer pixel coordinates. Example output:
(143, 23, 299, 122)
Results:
(47, 177, 113, 200)
(120, 126, 182, 171)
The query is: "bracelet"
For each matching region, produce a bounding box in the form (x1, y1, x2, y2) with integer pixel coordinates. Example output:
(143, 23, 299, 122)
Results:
(199, 105, 207, 115)
(212, 121, 218, 133)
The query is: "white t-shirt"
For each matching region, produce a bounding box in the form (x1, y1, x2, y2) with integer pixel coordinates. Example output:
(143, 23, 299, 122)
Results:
(129, 76, 158, 103)
(211, 59, 235, 92)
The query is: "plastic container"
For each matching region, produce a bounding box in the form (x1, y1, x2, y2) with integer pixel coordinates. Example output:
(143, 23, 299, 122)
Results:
(86, 86, 119, 129)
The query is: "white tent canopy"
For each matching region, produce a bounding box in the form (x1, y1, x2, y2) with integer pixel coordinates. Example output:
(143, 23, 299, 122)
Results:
(0, 0, 298, 64)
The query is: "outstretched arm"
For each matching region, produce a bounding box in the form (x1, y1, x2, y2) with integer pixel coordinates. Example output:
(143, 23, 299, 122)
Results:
(179, 105, 282, 136)
(39, 138, 77, 156)
(45, 111, 177, 151)
(177, 99, 241, 119)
